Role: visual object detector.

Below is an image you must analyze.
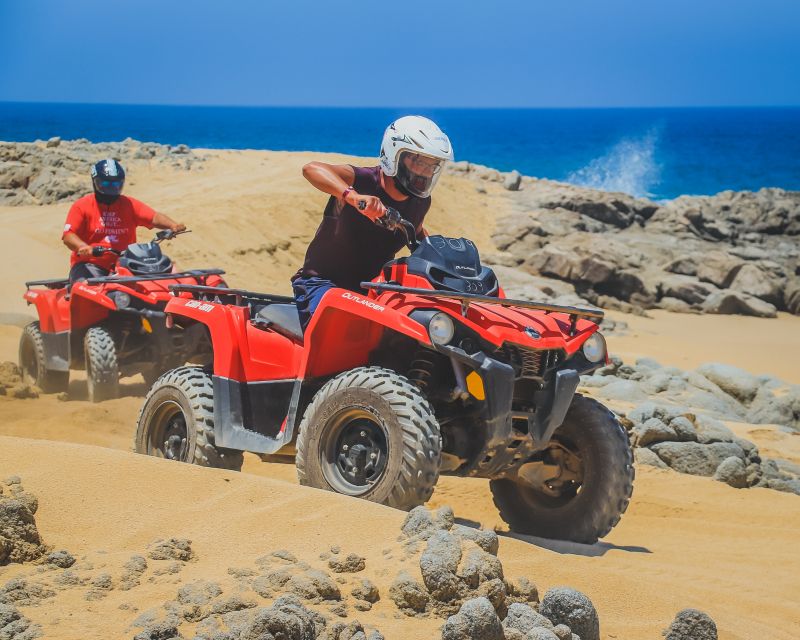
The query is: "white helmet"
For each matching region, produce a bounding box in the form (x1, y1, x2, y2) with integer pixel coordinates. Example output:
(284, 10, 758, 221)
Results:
(379, 115, 454, 198)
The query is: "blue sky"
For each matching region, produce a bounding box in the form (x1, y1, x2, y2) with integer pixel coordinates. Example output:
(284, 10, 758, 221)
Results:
(1, 0, 798, 107)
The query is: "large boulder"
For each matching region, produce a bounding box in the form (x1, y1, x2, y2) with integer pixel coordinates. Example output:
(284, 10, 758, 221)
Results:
(650, 441, 745, 477)
(727, 263, 784, 306)
(695, 363, 760, 404)
(701, 290, 777, 318)
(658, 275, 718, 306)
(785, 279, 800, 315)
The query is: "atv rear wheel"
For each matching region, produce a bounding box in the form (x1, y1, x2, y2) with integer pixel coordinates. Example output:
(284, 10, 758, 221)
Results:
(296, 367, 441, 510)
(135, 366, 243, 471)
(490, 394, 634, 544)
(18, 321, 69, 393)
(84, 326, 119, 402)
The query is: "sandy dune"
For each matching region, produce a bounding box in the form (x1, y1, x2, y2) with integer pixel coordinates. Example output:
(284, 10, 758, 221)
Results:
(1, 148, 799, 639)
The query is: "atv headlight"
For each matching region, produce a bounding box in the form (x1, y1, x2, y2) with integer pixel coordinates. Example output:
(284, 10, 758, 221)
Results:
(582, 332, 606, 363)
(109, 291, 131, 309)
(429, 312, 455, 345)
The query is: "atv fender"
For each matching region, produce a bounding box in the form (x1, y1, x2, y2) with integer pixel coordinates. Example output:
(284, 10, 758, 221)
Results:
(301, 289, 431, 378)
(165, 296, 251, 379)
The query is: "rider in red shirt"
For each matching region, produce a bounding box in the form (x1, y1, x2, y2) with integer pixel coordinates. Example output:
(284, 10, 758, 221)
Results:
(62, 158, 185, 281)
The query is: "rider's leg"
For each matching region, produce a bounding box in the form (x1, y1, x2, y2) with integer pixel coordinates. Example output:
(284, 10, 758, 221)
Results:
(68, 263, 110, 283)
(292, 276, 337, 332)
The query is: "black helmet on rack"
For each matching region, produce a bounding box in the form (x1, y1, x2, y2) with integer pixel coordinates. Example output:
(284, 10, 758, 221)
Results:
(91, 158, 125, 199)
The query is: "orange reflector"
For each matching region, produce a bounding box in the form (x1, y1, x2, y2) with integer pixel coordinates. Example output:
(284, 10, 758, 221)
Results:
(466, 371, 485, 400)
(141, 317, 153, 333)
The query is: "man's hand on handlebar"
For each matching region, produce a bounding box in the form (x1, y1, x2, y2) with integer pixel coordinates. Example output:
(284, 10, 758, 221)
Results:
(76, 245, 94, 257)
(171, 223, 187, 233)
(376, 207, 403, 231)
(348, 193, 387, 222)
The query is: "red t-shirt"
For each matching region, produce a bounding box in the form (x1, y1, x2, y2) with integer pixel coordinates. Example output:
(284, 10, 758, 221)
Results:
(63, 194, 156, 269)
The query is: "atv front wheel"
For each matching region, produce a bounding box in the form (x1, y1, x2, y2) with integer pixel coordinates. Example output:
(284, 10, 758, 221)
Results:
(134, 366, 243, 471)
(296, 367, 441, 510)
(490, 394, 634, 544)
(84, 326, 119, 402)
(18, 321, 69, 393)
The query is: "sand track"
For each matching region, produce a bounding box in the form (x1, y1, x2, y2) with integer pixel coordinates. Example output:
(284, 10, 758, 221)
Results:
(1, 148, 799, 639)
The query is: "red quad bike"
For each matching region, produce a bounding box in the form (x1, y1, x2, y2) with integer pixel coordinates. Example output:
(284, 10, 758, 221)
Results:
(136, 211, 634, 543)
(20, 230, 226, 402)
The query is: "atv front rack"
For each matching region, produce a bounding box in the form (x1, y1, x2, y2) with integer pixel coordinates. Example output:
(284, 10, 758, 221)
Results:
(361, 282, 603, 335)
(169, 284, 294, 307)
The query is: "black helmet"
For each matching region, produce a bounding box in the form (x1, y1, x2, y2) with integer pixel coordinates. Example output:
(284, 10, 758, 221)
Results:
(91, 158, 125, 197)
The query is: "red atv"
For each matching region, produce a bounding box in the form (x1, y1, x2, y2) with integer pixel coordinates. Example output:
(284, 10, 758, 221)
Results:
(20, 230, 226, 402)
(136, 214, 633, 543)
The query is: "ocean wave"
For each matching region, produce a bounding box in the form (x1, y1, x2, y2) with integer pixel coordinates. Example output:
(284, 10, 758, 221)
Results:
(566, 129, 661, 198)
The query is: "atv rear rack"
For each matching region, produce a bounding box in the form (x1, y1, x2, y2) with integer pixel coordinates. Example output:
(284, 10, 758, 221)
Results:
(362, 282, 603, 335)
(25, 269, 227, 291)
(83, 268, 226, 286)
(169, 284, 294, 307)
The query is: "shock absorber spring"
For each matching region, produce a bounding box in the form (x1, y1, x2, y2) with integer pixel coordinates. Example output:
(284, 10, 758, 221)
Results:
(408, 349, 437, 392)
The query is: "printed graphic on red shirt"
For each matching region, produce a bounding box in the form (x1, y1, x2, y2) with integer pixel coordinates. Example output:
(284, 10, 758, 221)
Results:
(63, 194, 156, 269)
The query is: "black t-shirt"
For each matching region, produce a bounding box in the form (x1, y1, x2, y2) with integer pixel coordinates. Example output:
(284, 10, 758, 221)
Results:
(294, 165, 431, 290)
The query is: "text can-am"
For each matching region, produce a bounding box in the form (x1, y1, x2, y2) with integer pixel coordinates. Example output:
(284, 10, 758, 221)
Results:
(20, 230, 226, 402)
(136, 215, 633, 543)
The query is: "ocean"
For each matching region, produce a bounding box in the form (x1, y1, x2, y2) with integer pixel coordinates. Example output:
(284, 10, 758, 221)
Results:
(1, 102, 799, 201)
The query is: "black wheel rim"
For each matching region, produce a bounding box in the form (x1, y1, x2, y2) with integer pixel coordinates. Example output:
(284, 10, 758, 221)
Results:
(320, 408, 389, 496)
(20, 337, 38, 383)
(147, 400, 190, 461)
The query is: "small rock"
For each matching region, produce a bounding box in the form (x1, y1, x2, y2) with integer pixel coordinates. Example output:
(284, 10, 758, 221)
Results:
(504, 171, 522, 191)
(663, 608, 718, 640)
(419, 531, 463, 602)
(351, 579, 380, 603)
(539, 587, 599, 640)
(441, 597, 504, 640)
(633, 447, 668, 469)
(328, 553, 366, 573)
(632, 417, 677, 447)
(389, 571, 429, 614)
(503, 602, 555, 634)
(713, 456, 748, 488)
(46, 137, 61, 148)
(147, 538, 194, 562)
(46, 550, 76, 568)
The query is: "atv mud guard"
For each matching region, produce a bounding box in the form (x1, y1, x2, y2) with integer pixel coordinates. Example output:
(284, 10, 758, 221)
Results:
(212, 376, 301, 454)
(435, 343, 580, 477)
(40, 331, 70, 372)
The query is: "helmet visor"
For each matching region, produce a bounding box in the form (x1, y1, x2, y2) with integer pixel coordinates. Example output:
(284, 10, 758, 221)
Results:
(94, 177, 124, 196)
(395, 151, 445, 198)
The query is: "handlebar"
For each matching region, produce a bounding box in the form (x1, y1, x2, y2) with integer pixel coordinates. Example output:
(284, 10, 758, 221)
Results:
(358, 202, 420, 252)
(379, 208, 419, 252)
(88, 228, 191, 257)
(154, 229, 191, 244)
(91, 246, 121, 257)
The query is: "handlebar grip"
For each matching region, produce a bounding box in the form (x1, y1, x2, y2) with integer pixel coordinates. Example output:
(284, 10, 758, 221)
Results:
(91, 246, 104, 257)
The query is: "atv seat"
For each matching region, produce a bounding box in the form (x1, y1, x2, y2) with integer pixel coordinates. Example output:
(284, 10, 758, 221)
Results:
(253, 304, 304, 343)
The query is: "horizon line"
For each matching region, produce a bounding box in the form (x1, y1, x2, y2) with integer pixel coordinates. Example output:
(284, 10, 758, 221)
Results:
(1, 99, 799, 111)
